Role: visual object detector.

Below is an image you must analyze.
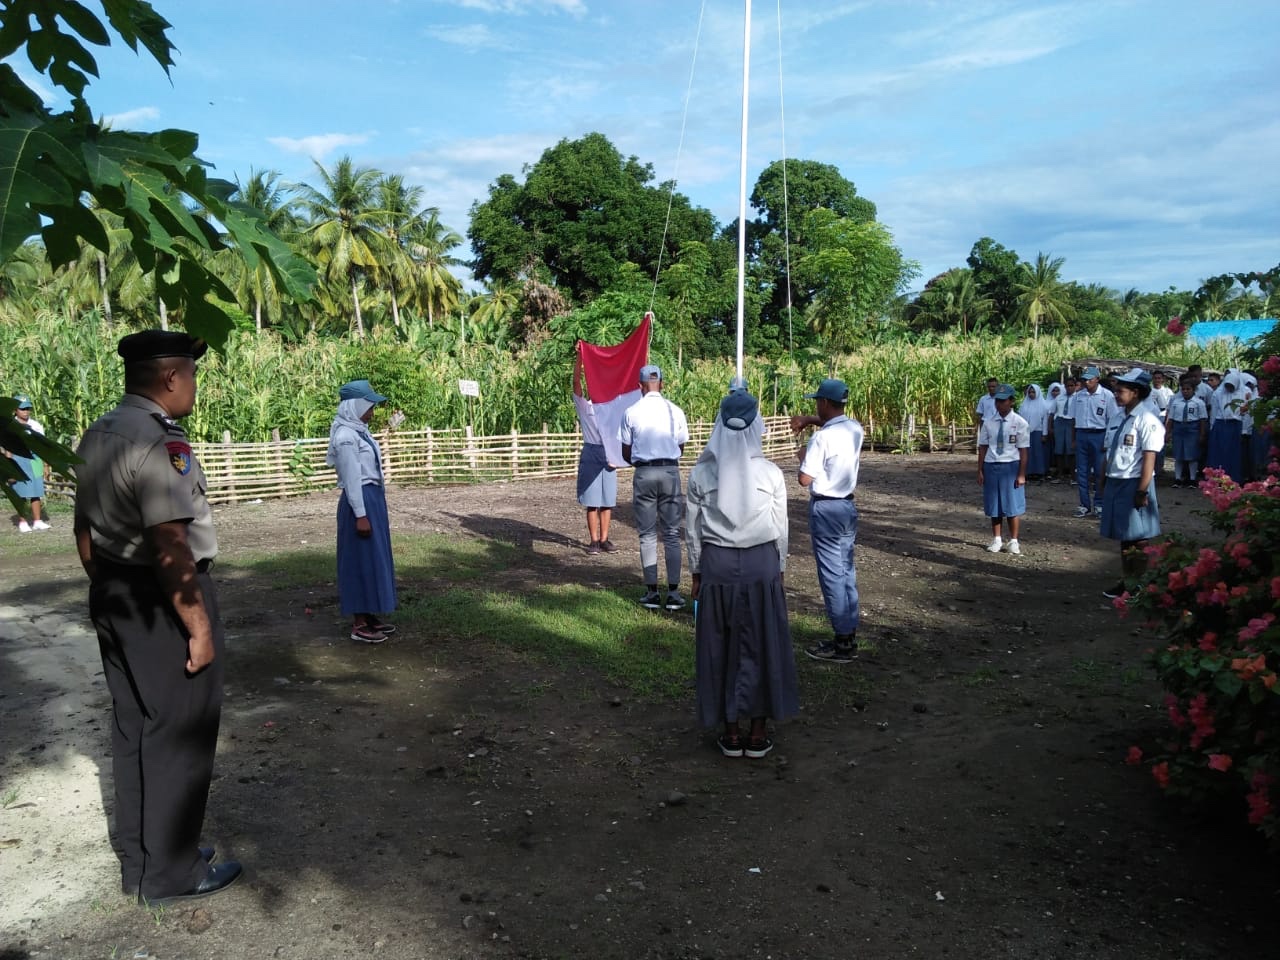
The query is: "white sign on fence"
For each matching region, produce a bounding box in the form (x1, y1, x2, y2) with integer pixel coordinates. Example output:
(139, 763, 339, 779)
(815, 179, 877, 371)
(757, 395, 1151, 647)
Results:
(458, 379, 480, 397)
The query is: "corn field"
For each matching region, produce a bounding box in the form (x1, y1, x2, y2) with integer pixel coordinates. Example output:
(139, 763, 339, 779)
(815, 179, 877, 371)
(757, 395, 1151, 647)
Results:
(0, 312, 1236, 445)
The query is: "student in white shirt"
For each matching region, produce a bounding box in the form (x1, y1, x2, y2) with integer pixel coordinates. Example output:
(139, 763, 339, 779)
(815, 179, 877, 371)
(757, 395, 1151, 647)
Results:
(8, 394, 50, 532)
(572, 357, 617, 554)
(687, 392, 796, 759)
(1099, 369, 1165, 599)
(977, 384, 1030, 555)
(1069, 366, 1117, 517)
(1205, 369, 1244, 481)
(1018, 383, 1051, 482)
(1165, 375, 1208, 487)
(974, 378, 999, 425)
(1048, 379, 1074, 482)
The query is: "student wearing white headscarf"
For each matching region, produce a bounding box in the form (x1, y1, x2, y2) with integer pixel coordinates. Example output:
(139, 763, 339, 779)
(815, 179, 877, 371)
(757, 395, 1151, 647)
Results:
(327, 380, 397, 643)
(1205, 368, 1246, 482)
(1019, 383, 1051, 481)
(686, 392, 796, 759)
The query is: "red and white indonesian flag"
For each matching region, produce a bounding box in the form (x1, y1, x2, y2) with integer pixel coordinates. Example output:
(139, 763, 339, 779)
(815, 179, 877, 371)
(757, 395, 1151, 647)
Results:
(577, 312, 651, 467)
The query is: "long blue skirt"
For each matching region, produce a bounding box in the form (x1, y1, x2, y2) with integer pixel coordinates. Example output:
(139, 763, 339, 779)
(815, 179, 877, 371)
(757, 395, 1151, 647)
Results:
(694, 542, 798, 728)
(982, 460, 1026, 518)
(576, 442, 617, 508)
(1099, 476, 1161, 541)
(1206, 419, 1243, 482)
(1026, 430, 1048, 475)
(336, 483, 397, 616)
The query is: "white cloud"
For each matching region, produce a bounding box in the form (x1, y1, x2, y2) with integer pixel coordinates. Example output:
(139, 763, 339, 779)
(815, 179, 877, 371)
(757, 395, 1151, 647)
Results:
(267, 132, 373, 158)
(449, 0, 587, 15)
(424, 23, 513, 51)
(103, 106, 160, 128)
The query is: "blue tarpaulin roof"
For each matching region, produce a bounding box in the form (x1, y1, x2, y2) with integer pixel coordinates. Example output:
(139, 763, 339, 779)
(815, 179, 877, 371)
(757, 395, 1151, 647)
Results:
(1186, 319, 1277, 346)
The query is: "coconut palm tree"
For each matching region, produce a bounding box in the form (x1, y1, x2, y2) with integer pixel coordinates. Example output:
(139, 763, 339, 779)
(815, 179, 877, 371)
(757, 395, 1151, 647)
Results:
(374, 174, 434, 328)
(1014, 252, 1073, 339)
(406, 213, 464, 330)
(932, 267, 991, 335)
(297, 156, 388, 339)
(232, 168, 304, 332)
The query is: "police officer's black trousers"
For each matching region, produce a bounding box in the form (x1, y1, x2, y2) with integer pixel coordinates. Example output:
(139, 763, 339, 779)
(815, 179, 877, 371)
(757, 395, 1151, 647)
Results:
(90, 567, 225, 900)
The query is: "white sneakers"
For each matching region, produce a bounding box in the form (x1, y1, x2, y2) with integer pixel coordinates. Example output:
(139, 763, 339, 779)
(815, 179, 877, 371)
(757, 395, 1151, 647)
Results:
(32, 519, 50, 531)
(1006, 539, 1021, 555)
(987, 536, 1021, 555)
(18, 520, 31, 533)
(986, 537, 1003, 553)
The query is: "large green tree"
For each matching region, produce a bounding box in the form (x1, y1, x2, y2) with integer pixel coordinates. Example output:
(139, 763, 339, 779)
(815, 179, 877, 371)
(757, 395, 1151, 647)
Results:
(966, 237, 1024, 324)
(467, 132, 717, 305)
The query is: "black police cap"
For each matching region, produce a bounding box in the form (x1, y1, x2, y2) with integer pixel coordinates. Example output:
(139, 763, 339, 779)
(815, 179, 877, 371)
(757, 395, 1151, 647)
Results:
(117, 330, 208, 364)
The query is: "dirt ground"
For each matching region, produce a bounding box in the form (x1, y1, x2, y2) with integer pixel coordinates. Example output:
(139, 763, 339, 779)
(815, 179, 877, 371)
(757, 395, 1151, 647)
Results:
(2, 452, 1278, 960)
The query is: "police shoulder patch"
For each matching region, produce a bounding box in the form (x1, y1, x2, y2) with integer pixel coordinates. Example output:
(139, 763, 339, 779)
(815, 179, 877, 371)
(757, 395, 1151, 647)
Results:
(165, 441, 193, 475)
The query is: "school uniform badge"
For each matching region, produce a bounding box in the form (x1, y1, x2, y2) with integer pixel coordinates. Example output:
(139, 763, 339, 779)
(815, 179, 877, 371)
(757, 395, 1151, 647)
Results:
(166, 441, 193, 475)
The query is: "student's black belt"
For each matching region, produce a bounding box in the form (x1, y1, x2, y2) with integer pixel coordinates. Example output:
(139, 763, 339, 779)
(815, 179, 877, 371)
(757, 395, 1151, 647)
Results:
(634, 459, 678, 467)
(812, 493, 854, 501)
(94, 555, 214, 575)
(1075, 427, 1105, 432)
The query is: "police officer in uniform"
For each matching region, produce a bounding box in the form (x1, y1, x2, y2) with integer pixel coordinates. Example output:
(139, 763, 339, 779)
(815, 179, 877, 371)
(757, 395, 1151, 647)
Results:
(74, 330, 242, 904)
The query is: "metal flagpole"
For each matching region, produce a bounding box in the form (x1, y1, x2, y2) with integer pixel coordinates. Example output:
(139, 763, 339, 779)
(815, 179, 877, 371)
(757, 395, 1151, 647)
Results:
(734, 0, 751, 381)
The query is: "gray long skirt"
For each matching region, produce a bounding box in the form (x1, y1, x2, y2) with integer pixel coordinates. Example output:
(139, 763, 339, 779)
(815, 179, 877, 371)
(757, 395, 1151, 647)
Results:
(695, 541, 799, 728)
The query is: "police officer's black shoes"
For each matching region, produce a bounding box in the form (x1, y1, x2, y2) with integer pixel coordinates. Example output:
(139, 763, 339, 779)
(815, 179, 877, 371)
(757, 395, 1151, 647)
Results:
(806, 634, 856, 663)
(145, 860, 243, 905)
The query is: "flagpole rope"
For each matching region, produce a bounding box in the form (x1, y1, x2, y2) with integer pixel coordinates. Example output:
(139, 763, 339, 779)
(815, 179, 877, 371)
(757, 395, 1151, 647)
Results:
(649, 0, 710, 322)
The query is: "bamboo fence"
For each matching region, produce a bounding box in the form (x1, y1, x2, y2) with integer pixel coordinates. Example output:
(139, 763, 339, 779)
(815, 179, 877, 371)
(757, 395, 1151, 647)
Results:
(48, 416, 980, 505)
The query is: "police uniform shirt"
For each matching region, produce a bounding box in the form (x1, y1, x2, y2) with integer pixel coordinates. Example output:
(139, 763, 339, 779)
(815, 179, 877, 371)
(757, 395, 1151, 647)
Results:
(978, 411, 1031, 463)
(75, 393, 216, 564)
(800, 414, 864, 497)
(1166, 395, 1207, 424)
(619, 392, 689, 462)
(1104, 406, 1166, 479)
(573, 394, 603, 445)
(1070, 384, 1117, 429)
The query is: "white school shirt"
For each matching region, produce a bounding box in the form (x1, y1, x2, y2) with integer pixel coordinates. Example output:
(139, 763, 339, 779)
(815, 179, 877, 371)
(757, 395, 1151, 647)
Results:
(619, 391, 689, 461)
(1194, 381, 1214, 404)
(686, 456, 789, 574)
(978, 411, 1030, 463)
(799, 414, 863, 497)
(1241, 376, 1257, 435)
(1150, 385, 1174, 417)
(975, 394, 997, 421)
(1104, 406, 1165, 479)
(573, 394, 603, 445)
(1166, 395, 1207, 426)
(1070, 385, 1117, 429)
(1052, 392, 1073, 419)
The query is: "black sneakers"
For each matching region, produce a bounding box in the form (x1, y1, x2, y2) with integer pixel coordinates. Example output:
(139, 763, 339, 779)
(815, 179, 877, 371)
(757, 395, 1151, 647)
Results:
(805, 635, 856, 663)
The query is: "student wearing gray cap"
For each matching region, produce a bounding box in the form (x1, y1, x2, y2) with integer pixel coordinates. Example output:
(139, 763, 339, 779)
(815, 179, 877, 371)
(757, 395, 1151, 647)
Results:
(1068, 366, 1117, 517)
(73, 329, 242, 905)
(620, 364, 690, 610)
(1099, 369, 1165, 599)
(8, 394, 50, 532)
(791, 377, 864, 662)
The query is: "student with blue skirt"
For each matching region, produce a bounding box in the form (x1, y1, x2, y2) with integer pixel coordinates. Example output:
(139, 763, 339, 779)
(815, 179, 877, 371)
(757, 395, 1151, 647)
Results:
(572, 356, 617, 554)
(977, 384, 1030, 555)
(1165, 374, 1207, 487)
(327, 380, 397, 644)
(1099, 369, 1165, 599)
(1205, 369, 1245, 482)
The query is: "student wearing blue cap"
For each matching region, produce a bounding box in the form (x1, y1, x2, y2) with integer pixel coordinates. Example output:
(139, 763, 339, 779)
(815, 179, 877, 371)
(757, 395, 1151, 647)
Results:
(791, 378, 864, 662)
(977, 384, 1030, 554)
(8, 394, 50, 532)
(1068, 366, 1117, 518)
(1100, 369, 1165, 599)
(327, 379, 397, 643)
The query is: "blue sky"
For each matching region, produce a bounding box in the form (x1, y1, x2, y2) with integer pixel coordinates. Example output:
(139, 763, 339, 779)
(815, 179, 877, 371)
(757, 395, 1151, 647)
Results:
(23, 0, 1280, 295)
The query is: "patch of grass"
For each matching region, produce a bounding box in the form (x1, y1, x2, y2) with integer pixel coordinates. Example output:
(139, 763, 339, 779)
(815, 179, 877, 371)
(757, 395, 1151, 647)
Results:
(404, 584, 695, 700)
(961, 666, 999, 687)
(1, 786, 18, 808)
(232, 532, 519, 589)
(801, 663, 878, 709)
(1067, 658, 1111, 691)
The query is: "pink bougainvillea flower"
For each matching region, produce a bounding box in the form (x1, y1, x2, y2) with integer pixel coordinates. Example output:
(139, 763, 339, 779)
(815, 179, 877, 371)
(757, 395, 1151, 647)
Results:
(1207, 753, 1233, 772)
(1238, 613, 1276, 643)
(1198, 631, 1218, 652)
(1152, 762, 1171, 789)
(1246, 787, 1273, 826)
(1270, 576, 1280, 600)
(1260, 355, 1280, 377)
(1125, 746, 1144, 766)
(1231, 654, 1268, 681)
